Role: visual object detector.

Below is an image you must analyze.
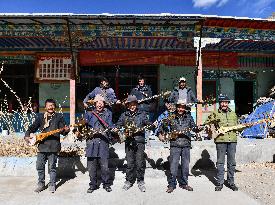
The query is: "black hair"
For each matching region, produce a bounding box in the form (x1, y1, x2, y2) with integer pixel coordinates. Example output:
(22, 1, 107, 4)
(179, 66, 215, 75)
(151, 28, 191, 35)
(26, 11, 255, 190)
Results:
(137, 74, 145, 82)
(99, 76, 109, 83)
(45, 99, 56, 107)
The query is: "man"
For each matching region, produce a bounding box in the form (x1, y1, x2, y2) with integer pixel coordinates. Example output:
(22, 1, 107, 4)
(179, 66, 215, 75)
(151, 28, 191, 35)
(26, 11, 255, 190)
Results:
(84, 94, 113, 193)
(205, 94, 238, 191)
(116, 95, 150, 192)
(24, 99, 70, 193)
(169, 77, 199, 105)
(83, 77, 120, 109)
(159, 100, 197, 193)
(130, 75, 153, 114)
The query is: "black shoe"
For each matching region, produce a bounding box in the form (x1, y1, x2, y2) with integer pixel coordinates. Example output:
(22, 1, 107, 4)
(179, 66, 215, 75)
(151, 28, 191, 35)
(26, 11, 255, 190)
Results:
(87, 188, 95, 193)
(229, 184, 238, 191)
(104, 186, 112, 192)
(166, 187, 175, 193)
(179, 185, 193, 191)
(215, 185, 223, 191)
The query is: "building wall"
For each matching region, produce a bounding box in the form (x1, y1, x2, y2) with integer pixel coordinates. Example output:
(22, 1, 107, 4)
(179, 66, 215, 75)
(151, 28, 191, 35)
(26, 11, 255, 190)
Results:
(159, 65, 275, 122)
(39, 82, 70, 112)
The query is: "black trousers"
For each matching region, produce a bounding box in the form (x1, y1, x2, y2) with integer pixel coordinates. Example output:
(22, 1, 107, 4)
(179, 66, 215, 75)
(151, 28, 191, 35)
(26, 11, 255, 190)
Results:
(216, 142, 237, 186)
(169, 146, 190, 188)
(125, 143, 146, 183)
(87, 157, 110, 189)
(36, 152, 58, 186)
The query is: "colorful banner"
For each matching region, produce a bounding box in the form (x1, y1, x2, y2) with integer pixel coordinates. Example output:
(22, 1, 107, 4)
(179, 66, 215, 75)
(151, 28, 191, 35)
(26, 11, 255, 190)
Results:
(79, 50, 238, 68)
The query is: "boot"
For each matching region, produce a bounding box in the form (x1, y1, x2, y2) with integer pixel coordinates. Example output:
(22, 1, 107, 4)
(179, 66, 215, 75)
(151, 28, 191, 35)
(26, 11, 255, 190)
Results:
(104, 186, 112, 192)
(215, 185, 223, 191)
(48, 184, 56, 193)
(87, 187, 95, 193)
(34, 183, 45, 193)
(122, 181, 132, 191)
(137, 181, 146, 192)
(179, 185, 193, 191)
(229, 184, 238, 191)
(166, 186, 174, 193)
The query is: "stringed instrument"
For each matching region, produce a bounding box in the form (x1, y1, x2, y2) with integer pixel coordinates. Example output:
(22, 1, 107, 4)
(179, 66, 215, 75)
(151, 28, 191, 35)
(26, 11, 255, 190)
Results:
(210, 117, 275, 139)
(28, 123, 84, 146)
(137, 91, 171, 104)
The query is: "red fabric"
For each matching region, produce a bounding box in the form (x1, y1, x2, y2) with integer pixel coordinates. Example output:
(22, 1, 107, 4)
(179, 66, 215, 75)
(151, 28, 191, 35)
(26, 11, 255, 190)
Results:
(79, 50, 238, 68)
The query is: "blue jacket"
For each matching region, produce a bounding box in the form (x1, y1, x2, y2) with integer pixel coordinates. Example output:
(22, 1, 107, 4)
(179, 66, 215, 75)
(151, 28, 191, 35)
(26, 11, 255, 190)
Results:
(130, 85, 152, 112)
(83, 86, 117, 105)
(84, 108, 114, 158)
(116, 110, 150, 144)
(168, 87, 198, 104)
(154, 110, 171, 135)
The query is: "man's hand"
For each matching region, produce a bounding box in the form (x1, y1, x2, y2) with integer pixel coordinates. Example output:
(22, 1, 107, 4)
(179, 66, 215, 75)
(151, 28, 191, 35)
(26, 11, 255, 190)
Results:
(83, 103, 88, 108)
(116, 100, 121, 104)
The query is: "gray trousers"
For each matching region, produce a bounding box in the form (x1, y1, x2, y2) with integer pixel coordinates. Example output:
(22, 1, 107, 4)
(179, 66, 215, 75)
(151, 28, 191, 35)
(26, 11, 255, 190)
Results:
(87, 157, 110, 189)
(36, 152, 58, 186)
(125, 143, 146, 183)
(169, 146, 190, 188)
(216, 143, 237, 186)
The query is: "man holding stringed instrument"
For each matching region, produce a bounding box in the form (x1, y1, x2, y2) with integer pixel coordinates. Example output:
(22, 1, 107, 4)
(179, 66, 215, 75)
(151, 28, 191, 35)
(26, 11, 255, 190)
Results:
(116, 95, 150, 192)
(205, 94, 239, 192)
(24, 99, 70, 193)
(130, 75, 153, 114)
(83, 77, 120, 109)
(158, 100, 198, 193)
(82, 94, 114, 193)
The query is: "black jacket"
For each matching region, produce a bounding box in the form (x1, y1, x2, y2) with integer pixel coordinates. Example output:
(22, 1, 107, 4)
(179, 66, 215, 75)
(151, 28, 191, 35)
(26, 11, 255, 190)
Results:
(160, 112, 196, 148)
(130, 85, 153, 112)
(116, 110, 150, 144)
(25, 113, 68, 153)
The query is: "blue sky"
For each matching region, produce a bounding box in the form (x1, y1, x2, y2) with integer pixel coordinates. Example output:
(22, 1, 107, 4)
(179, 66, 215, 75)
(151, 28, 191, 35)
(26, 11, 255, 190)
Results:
(0, 0, 274, 18)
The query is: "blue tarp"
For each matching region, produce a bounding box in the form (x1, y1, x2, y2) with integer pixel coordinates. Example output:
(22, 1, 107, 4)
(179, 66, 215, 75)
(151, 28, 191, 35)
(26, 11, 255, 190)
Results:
(241, 100, 275, 138)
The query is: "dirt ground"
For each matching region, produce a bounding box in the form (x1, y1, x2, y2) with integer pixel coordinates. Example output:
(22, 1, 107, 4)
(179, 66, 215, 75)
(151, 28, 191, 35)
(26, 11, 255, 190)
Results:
(236, 162, 275, 205)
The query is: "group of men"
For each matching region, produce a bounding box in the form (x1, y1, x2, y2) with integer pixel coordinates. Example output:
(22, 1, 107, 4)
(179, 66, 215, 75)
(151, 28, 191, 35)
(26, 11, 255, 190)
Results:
(24, 75, 239, 194)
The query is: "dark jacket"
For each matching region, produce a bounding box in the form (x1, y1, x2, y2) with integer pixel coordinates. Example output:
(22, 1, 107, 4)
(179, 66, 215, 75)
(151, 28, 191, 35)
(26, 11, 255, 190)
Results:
(130, 85, 153, 112)
(169, 87, 198, 104)
(83, 86, 117, 105)
(160, 112, 196, 148)
(25, 113, 68, 153)
(116, 110, 150, 144)
(85, 108, 114, 158)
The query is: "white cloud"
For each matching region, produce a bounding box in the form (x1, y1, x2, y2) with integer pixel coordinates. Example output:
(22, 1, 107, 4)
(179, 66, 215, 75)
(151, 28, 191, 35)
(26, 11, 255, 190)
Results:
(192, 0, 229, 8)
(240, 0, 274, 17)
(252, 0, 274, 15)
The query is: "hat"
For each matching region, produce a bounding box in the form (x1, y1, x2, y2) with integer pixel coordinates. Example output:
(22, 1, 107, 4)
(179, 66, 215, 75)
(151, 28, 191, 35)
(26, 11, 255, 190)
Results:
(178, 77, 186, 83)
(93, 94, 105, 103)
(218, 94, 230, 102)
(176, 99, 188, 106)
(125, 95, 138, 104)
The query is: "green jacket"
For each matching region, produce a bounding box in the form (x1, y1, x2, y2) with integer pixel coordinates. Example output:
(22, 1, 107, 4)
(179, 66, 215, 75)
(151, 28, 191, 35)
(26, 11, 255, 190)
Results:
(205, 108, 238, 143)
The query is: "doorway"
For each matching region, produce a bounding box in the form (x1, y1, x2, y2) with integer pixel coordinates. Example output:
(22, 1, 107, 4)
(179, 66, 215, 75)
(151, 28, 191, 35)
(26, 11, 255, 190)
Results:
(235, 81, 254, 116)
